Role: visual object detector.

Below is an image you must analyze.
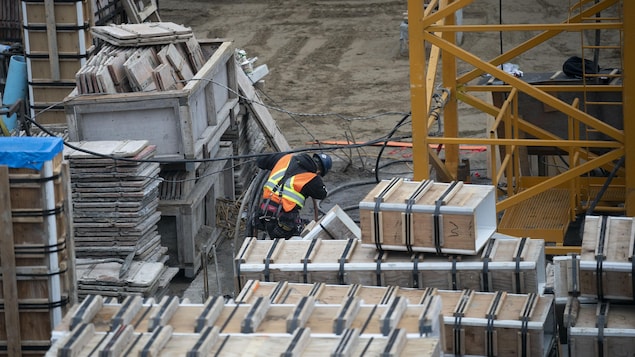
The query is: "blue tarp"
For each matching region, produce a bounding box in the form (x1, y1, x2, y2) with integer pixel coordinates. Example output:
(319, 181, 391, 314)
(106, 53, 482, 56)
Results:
(0, 137, 64, 170)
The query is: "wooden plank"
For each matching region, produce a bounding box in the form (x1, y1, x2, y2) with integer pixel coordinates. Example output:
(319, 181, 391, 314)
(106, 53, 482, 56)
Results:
(0, 165, 22, 356)
(43, 0, 60, 80)
(236, 65, 291, 152)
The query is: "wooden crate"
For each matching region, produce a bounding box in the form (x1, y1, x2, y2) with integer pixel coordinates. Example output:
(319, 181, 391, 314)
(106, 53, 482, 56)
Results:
(553, 216, 635, 301)
(158, 145, 235, 277)
(23, 27, 92, 55)
(66, 40, 239, 160)
(0, 137, 77, 355)
(235, 234, 546, 294)
(359, 179, 496, 255)
(234, 282, 556, 357)
(566, 298, 635, 357)
(27, 54, 88, 82)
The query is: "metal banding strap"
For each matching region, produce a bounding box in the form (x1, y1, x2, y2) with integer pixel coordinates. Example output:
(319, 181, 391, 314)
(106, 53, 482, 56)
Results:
(597, 302, 608, 357)
(149, 296, 178, 331)
(135, 303, 155, 329)
(308, 282, 323, 297)
(360, 337, 374, 356)
(280, 286, 294, 304)
(482, 238, 496, 292)
(380, 286, 396, 305)
(302, 238, 318, 283)
(375, 251, 384, 286)
(347, 284, 361, 298)
(571, 253, 579, 297)
(190, 326, 215, 353)
(264, 238, 280, 282)
(213, 335, 231, 357)
(220, 303, 241, 333)
(434, 181, 459, 254)
(412, 254, 420, 289)
(514, 238, 528, 293)
(195, 296, 221, 332)
(338, 239, 355, 285)
(243, 297, 263, 333)
(319, 222, 337, 239)
(520, 293, 537, 357)
(419, 295, 434, 335)
(451, 256, 458, 290)
(404, 180, 432, 254)
(123, 332, 144, 357)
(61, 323, 88, 354)
(70, 295, 95, 330)
(486, 291, 504, 357)
(15, 240, 66, 255)
(373, 178, 401, 252)
(11, 205, 63, 218)
(105, 323, 128, 354)
(453, 289, 472, 355)
(270, 281, 286, 303)
(596, 216, 608, 300)
(360, 305, 379, 334)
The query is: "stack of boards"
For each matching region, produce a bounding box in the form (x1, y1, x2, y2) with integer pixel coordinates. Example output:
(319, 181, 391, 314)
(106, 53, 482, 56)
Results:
(552, 215, 635, 356)
(76, 22, 206, 94)
(63, 140, 165, 261)
(64, 140, 178, 299)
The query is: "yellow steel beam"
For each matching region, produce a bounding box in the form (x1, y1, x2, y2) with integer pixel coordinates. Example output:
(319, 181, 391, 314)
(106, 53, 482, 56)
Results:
(425, 137, 621, 148)
(496, 148, 625, 212)
(422, 31, 624, 142)
(409, 0, 429, 180)
(464, 85, 622, 93)
(429, 22, 622, 32)
(625, 0, 635, 216)
(420, 0, 472, 28)
(456, 0, 619, 85)
(441, 0, 459, 180)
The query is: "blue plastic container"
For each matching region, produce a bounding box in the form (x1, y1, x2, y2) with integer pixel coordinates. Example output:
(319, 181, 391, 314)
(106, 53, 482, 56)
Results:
(2, 55, 28, 132)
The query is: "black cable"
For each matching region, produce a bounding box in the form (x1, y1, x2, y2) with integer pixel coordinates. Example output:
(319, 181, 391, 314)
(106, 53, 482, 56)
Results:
(587, 156, 624, 216)
(374, 112, 412, 183)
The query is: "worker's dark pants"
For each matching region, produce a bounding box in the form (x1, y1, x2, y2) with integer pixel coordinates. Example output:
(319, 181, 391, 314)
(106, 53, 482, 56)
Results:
(257, 210, 304, 239)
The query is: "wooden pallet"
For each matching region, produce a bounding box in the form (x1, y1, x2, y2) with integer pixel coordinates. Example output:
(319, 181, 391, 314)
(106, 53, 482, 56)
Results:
(553, 215, 635, 301)
(359, 179, 497, 255)
(236, 234, 546, 294)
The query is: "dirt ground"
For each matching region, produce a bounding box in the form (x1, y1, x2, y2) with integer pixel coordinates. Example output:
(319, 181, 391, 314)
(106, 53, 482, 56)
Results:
(157, 0, 622, 299)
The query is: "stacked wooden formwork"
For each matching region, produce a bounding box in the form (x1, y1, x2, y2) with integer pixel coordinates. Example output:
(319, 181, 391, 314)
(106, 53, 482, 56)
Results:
(234, 179, 557, 355)
(0, 136, 77, 356)
(553, 215, 635, 356)
(48, 293, 444, 356)
(65, 38, 238, 277)
(21, 0, 94, 127)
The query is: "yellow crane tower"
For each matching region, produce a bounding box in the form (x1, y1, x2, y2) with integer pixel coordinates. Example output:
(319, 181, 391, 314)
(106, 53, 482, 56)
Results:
(407, 0, 632, 254)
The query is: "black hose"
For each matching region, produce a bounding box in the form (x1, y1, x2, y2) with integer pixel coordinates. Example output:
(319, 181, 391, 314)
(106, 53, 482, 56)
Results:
(374, 112, 412, 183)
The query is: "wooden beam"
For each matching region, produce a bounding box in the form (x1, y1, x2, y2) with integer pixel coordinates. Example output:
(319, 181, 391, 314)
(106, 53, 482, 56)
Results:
(0, 166, 22, 356)
(44, 0, 60, 81)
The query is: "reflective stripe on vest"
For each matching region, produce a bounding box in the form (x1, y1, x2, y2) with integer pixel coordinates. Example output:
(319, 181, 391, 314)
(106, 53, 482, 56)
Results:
(262, 154, 317, 212)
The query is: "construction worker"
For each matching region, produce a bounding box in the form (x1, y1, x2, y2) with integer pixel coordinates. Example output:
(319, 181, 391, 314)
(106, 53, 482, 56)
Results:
(256, 152, 332, 239)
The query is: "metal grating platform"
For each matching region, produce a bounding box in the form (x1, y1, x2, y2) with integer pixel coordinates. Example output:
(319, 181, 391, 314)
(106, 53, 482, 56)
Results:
(498, 188, 571, 244)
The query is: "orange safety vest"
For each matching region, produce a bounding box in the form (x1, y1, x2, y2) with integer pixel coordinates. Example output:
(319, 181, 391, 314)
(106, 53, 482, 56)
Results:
(262, 154, 317, 212)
